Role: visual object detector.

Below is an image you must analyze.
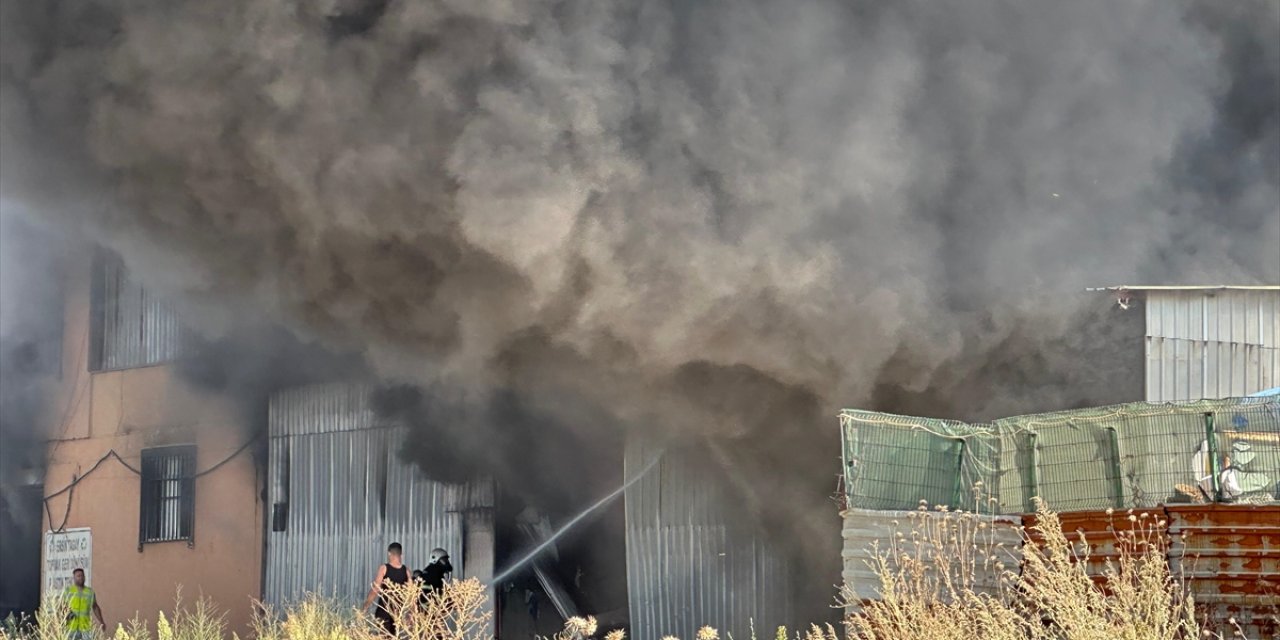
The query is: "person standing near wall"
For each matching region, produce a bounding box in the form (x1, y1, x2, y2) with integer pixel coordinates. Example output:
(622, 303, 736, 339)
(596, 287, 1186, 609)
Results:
(363, 542, 410, 636)
(64, 568, 104, 640)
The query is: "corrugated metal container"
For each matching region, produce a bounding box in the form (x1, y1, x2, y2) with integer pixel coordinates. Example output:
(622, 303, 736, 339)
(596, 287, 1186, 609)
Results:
(841, 508, 1023, 609)
(1145, 289, 1280, 402)
(625, 438, 794, 640)
(265, 384, 484, 606)
(1167, 505, 1280, 638)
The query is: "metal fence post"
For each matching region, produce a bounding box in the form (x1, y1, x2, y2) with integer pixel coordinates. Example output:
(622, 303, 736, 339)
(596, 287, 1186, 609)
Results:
(951, 439, 968, 509)
(1204, 412, 1222, 502)
(1105, 427, 1125, 509)
(840, 415, 858, 509)
(1027, 431, 1039, 513)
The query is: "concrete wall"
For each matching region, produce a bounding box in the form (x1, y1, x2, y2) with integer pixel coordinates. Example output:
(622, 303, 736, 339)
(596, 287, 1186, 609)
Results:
(42, 261, 262, 634)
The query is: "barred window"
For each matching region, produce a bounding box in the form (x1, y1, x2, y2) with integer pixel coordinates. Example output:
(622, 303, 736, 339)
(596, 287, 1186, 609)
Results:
(139, 446, 196, 546)
(90, 252, 185, 372)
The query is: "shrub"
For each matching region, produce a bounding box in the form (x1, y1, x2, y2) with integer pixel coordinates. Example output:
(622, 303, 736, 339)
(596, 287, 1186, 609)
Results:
(6, 505, 1256, 640)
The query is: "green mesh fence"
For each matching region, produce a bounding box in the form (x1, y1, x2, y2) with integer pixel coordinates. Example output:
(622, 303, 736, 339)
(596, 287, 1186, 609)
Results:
(840, 412, 999, 512)
(840, 397, 1280, 514)
(1211, 402, 1280, 503)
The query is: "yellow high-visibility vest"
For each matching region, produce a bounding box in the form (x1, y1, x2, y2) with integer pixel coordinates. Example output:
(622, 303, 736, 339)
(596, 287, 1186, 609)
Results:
(64, 585, 96, 632)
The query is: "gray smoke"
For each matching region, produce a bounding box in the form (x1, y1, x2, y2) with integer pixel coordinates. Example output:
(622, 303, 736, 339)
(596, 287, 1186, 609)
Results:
(2, 0, 1278, 618)
(0, 208, 71, 614)
(0, 209, 69, 485)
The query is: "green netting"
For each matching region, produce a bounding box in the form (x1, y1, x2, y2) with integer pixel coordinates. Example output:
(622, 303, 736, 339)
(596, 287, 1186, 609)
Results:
(840, 397, 1280, 514)
(840, 412, 1000, 512)
(1214, 403, 1280, 501)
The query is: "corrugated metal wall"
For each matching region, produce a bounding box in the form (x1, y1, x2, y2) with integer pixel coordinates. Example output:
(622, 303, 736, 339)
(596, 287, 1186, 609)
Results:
(841, 508, 1023, 610)
(96, 254, 185, 370)
(265, 384, 476, 606)
(1146, 290, 1280, 402)
(624, 438, 794, 640)
(1021, 506, 1280, 639)
(1167, 505, 1280, 639)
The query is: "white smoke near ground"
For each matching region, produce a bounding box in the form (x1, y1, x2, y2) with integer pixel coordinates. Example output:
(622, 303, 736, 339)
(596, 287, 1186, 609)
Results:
(1, 0, 1277, 616)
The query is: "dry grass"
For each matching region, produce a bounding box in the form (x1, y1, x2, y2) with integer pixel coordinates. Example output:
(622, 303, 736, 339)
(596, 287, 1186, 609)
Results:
(1, 589, 75, 640)
(839, 498, 1204, 640)
(0, 579, 490, 640)
(2, 503, 1262, 640)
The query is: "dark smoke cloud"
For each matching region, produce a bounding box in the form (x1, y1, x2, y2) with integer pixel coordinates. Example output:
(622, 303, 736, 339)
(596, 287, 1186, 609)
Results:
(175, 322, 372, 434)
(0, 209, 69, 483)
(2, 0, 1278, 618)
(0, 208, 71, 613)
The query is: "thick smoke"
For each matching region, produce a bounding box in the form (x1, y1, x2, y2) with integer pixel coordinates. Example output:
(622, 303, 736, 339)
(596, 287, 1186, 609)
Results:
(0, 211, 66, 478)
(1, 0, 1278, 618)
(0, 209, 70, 614)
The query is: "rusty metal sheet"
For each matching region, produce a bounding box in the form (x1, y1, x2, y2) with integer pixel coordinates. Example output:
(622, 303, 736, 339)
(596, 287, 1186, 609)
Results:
(1021, 506, 1278, 637)
(1022, 509, 1169, 584)
(1167, 505, 1280, 637)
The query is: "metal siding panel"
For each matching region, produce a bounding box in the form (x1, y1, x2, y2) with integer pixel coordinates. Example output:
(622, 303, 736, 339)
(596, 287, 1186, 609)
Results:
(98, 257, 184, 369)
(1166, 505, 1280, 638)
(1146, 337, 1160, 402)
(121, 276, 139, 368)
(1239, 292, 1252, 347)
(1204, 291, 1218, 344)
(625, 439, 794, 640)
(265, 384, 470, 606)
(1146, 291, 1280, 344)
(1190, 338, 1204, 400)
(841, 508, 1023, 610)
(1145, 290, 1280, 401)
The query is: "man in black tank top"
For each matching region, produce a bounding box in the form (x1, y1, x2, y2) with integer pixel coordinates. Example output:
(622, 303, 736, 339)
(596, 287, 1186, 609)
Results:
(363, 542, 410, 635)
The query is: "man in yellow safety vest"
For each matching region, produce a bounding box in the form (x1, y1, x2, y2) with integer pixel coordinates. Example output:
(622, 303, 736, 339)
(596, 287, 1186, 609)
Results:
(64, 568, 105, 639)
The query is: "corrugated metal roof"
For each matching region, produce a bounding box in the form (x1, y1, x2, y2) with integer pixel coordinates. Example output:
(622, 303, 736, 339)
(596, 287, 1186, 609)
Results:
(264, 384, 481, 607)
(624, 437, 794, 640)
(1087, 286, 1280, 291)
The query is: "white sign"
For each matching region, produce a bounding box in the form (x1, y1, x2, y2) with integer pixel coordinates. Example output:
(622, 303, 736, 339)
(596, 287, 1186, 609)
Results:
(43, 528, 92, 594)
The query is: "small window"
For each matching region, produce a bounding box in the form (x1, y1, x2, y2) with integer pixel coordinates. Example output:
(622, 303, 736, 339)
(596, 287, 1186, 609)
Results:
(139, 446, 196, 546)
(90, 252, 185, 372)
(269, 438, 289, 532)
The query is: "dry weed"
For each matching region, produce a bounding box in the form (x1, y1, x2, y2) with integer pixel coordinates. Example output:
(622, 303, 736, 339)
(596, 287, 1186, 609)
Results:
(6, 502, 1258, 640)
(841, 498, 1207, 640)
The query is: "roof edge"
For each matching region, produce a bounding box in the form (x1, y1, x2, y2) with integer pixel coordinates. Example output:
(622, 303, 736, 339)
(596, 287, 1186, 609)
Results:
(1086, 285, 1280, 291)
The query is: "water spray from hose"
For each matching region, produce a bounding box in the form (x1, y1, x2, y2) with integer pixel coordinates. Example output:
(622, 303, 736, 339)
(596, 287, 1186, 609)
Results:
(492, 452, 664, 584)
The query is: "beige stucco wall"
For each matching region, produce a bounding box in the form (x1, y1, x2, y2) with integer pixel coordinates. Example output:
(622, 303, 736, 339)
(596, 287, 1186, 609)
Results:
(42, 261, 263, 635)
